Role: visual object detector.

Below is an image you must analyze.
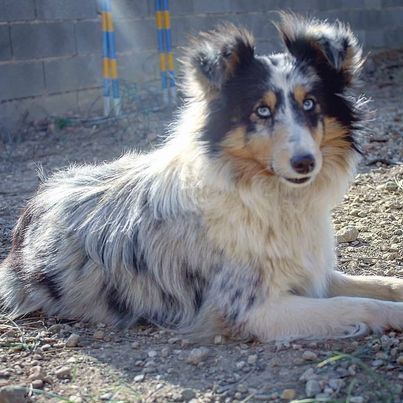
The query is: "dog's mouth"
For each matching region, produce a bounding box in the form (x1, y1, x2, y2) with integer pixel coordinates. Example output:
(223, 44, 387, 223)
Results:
(284, 176, 311, 184)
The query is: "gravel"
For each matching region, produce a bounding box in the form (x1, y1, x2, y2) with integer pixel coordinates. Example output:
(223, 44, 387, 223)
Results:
(0, 49, 402, 402)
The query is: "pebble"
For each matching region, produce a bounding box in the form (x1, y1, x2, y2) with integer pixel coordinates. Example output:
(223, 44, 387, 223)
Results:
(28, 365, 45, 381)
(336, 226, 359, 243)
(371, 359, 384, 367)
(65, 333, 80, 348)
(134, 374, 145, 382)
(48, 324, 63, 333)
(214, 335, 223, 344)
(131, 341, 140, 349)
(247, 354, 257, 365)
(147, 350, 158, 358)
(186, 347, 209, 365)
(302, 350, 318, 361)
(93, 330, 105, 340)
(349, 397, 364, 403)
(281, 388, 296, 400)
(31, 379, 44, 389)
(236, 384, 248, 393)
(396, 355, 403, 365)
(299, 367, 317, 381)
(161, 347, 170, 358)
(55, 366, 72, 379)
(100, 393, 113, 401)
(0, 385, 28, 403)
(181, 388, 196, 401)
(328, 378, 344, 391)
(305, 379, 321, 397)
(41, 344, 51, 351)
(236, 361, 246, 369)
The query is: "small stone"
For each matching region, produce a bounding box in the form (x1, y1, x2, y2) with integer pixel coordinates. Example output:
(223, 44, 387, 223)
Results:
(148, 350, 158, 358)
(396, 355, 403, 365)
(281, 388, 296, 400)
(302, 350, 318, 361)
(0, 371, 10, 379)
(69, 396, 82, 403)
(181, 389, 196, 401)
(161, 347, 170, 358)
(65, 333, 80, 348)
(349, 397, 364, 403)
(247, 354, 257, 365)
(236, 361, 246, 369)
(371, 359, 384, 367)
(237, 384, 248, 393)
(131, 341, 140, 349)
(180, 338, 191, 348)
(384, 181, 398, 191)
(168, 337, 180, 344)
(48, 324, 63, 333)
(100, 393, 113, 401)
(31, 379, 43, 389)
(134, 374, 145, 382)
(299, 367, 316, 381)
(0, 385, 29, 403)
(55, 366, 72, 379)
(186, 347, 209, 365)
(93, 330, 104, 340)
(305, 379, 321, 397)
(41, 344, 51, 351)
(28, 366, 45, 381)
(337, 226, 359, 243)
(214, 335, 223, 344)
(328, 378, 344, 391)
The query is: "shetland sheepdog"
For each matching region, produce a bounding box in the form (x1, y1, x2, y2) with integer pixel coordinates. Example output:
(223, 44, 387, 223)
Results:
(1, 13, 402, 341)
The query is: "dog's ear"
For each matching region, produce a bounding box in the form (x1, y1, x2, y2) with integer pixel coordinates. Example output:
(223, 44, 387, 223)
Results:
(182, 24, 255, 98)
(277, 13, 363, 89)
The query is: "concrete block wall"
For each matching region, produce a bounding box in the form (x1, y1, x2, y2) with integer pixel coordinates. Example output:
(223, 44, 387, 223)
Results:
(1, 0, 403, 132)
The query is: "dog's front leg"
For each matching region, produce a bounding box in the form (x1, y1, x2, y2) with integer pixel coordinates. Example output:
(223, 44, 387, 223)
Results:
(327, 271, 403, 302)
(245, 294, 403, 341)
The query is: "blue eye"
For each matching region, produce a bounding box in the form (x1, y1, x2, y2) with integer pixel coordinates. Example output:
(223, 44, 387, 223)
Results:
(303, 98, 315, 111)
(256, 106, 271, 118)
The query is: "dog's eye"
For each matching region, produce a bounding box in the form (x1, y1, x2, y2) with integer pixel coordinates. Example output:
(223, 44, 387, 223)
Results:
(303, 98, 316, 111)
(256, 106, 271, 118)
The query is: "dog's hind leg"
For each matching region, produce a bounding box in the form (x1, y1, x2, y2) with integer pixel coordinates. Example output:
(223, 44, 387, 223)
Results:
(327, 271, 403, 302)
(245, 295, 403, 341)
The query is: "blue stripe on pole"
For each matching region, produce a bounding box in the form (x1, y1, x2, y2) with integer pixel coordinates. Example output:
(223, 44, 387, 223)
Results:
(157, 30, 164, 52)
(103, 0, 111, 12)
(111, 79, 120, 98)
(103, 78, 110, 97)
(107, 32, 117, 58)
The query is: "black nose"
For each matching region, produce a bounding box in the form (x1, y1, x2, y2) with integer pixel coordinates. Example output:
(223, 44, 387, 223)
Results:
(290, 154, 316, 174)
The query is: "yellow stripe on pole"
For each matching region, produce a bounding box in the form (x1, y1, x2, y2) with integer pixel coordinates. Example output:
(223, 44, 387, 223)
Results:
(162, 11, 170, 29)
(103, 57, 110, 78)
(167, 53, 174, 71)
(155, 11, 163, 29)
(104, 12, 114, 32)
(159, 54, 167, 71)
(109, 59, 118, 79)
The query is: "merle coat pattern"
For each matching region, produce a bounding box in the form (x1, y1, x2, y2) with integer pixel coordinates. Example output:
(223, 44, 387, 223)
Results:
(1, 14, 403, 341)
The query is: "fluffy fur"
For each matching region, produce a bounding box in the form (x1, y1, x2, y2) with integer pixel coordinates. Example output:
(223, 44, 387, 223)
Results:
(1, 14, 403, 341)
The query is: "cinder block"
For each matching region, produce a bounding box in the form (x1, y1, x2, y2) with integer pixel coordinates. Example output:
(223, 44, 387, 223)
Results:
(0, 61, 45, 101)
(193, 0, 232, 14)
(36, 0, 97, 20)
(110, 0, 148, 20)
(169, 0, 194, 16)
(11, 22, 76, 60)
(75, 21, 102, 54)
(381, 8, 403, 28)
(0, 0, 35, 22)
(0, 24, 11, 61)
(115, 19, 156, 52)
(384, 28, 403, 48)
(364, 30, 385, 48)
(44, 55, 101, 93)
(77, 88, 103, 115)
(382, 0, 403, 6)
(118, 51, 160, 82)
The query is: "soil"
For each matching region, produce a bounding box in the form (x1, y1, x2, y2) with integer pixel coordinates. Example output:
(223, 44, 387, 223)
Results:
(0, 50, 402, 403)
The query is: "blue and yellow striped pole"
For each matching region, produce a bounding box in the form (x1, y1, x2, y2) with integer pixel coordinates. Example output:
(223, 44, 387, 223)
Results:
(155, 0, 176, 105)
(101, 0, 121, 116)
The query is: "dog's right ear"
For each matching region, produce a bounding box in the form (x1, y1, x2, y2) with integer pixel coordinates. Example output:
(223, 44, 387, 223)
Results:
(182, 24, 255, 98)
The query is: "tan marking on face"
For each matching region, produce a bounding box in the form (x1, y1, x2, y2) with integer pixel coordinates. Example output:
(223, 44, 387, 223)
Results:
(263, 90, 277, 112)
(221, 126, 274, 182)
(293, 85, 307, 105)
(321, 117, 352, 171)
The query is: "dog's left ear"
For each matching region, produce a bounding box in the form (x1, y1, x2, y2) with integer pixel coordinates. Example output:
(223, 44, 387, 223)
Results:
(277, 13, 363, 89)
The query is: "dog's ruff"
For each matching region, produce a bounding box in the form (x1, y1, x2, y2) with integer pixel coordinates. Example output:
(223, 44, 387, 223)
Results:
(1, 14, 403, 341)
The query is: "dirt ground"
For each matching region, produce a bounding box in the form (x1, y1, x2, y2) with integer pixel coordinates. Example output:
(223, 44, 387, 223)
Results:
(0, 50, 403, 403)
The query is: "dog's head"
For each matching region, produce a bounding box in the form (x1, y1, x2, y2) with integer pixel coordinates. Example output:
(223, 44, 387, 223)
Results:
(182, 14, 364, 187)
